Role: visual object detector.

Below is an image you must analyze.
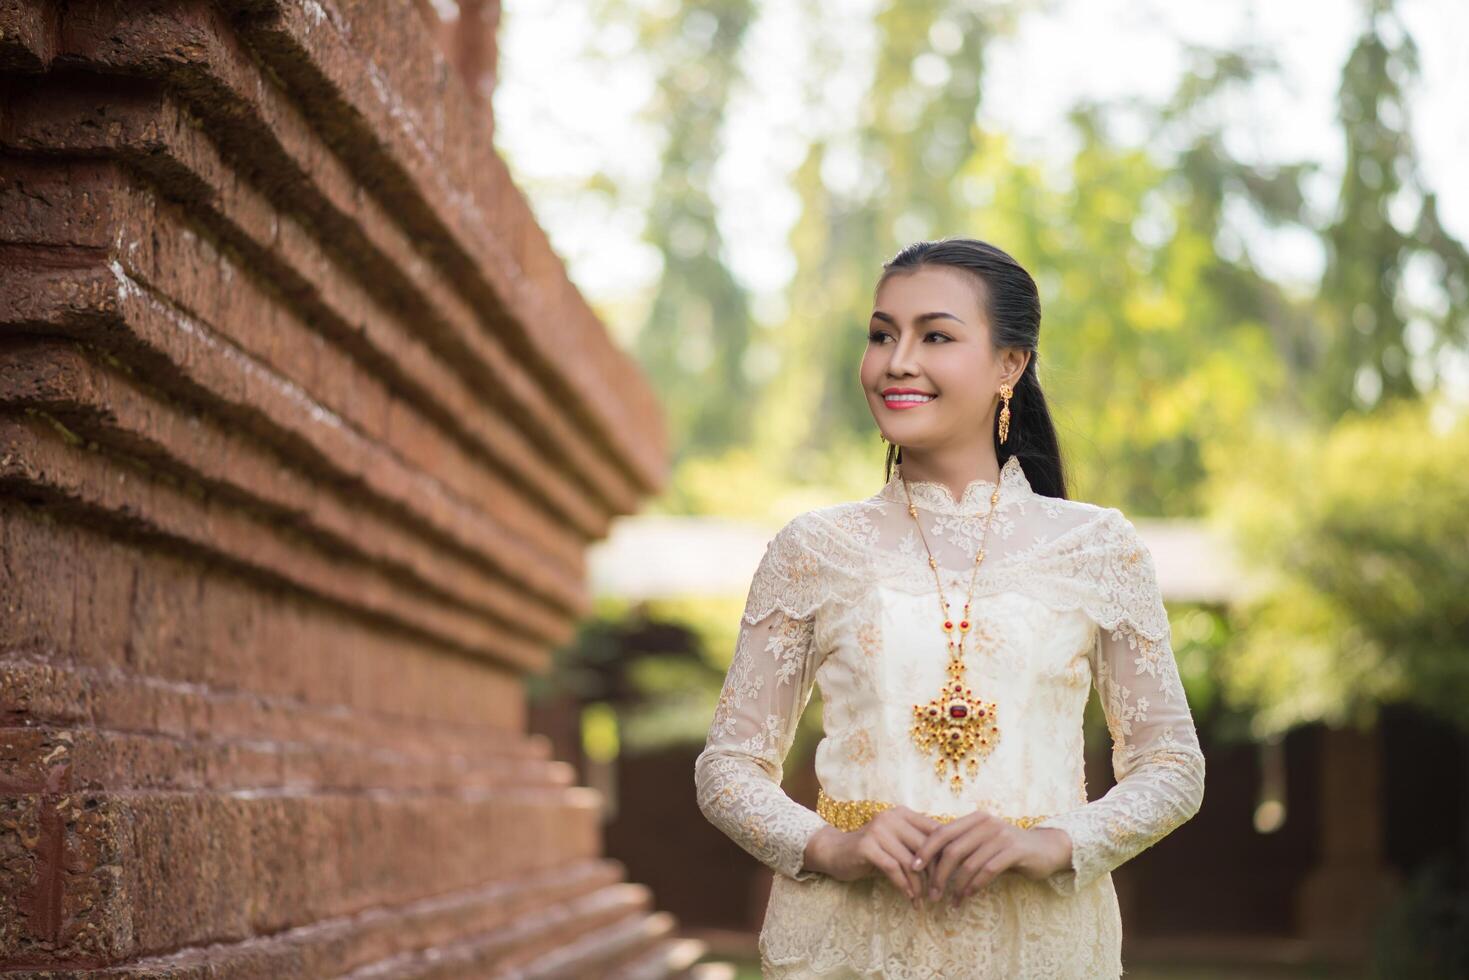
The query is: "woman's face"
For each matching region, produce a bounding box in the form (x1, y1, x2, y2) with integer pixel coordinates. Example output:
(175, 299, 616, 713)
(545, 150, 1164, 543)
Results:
(860, 264, 1026, 455)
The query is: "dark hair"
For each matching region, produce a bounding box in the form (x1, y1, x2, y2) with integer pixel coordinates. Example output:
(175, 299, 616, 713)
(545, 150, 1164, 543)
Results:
(877, 237, 1068, 500)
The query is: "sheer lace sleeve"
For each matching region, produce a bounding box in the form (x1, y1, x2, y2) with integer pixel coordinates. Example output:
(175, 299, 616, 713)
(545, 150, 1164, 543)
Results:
(1037, 509, 1207, 896)
(694, 516, 830, 882)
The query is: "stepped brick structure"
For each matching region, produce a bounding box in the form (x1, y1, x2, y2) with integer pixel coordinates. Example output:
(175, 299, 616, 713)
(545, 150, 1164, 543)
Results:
(0, 1, 688, 974)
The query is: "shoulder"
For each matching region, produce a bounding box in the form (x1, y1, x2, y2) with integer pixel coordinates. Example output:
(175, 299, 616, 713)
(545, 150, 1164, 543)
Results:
(1058, 502, 1169, 637)
(1087, 503, 1152, 563)
(757, 505, 854, 565)
(1042, 495, 1147, 550)
(771, 497, 884, 549)
(756, 502, 873, 590)
(745, 506, 867, 623)
(1024, 498, 1161, 598)
(1036, 493, 1109, 527)
(1011, 493, 1137, 557)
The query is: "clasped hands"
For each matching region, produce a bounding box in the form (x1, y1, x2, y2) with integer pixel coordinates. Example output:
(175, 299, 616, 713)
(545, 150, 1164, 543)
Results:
(805, 807, 1073, 910)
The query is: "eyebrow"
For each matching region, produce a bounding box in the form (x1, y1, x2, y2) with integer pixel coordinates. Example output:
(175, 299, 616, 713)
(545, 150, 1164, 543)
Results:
(870, 310, 965, 325)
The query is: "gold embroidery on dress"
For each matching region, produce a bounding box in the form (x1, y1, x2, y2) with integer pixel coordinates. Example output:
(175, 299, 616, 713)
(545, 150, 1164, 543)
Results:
(845, 728, 875, 767)
(817, 787, 1049, 831)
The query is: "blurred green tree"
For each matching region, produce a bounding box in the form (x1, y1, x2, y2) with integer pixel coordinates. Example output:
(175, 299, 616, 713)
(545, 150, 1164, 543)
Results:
(1211, 397, 1469, 734)
(1315, 0, 1469, 418)
(632, 0, 760, 461)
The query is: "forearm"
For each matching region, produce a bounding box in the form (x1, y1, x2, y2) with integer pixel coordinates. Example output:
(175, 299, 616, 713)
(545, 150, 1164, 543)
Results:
(801, 824, 845, 877)
(1029, 827, 1073, 878)
(1037, 746, 1205, 894)
(695, 750, 830, 881)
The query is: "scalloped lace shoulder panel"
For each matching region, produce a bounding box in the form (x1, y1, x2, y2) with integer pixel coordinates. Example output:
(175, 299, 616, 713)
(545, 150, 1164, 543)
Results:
(772, 460, 1165, 642)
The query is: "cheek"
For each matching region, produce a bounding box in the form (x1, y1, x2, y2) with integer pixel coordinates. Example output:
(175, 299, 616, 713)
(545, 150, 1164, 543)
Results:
(932, 354, 991, 407)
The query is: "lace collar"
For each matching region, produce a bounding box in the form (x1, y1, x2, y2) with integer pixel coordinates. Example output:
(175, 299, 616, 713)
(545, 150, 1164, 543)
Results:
(876, 455, 1033, 515)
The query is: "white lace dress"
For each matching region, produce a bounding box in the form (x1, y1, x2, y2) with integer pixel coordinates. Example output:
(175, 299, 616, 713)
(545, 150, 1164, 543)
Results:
(693, 456, 1206, 978)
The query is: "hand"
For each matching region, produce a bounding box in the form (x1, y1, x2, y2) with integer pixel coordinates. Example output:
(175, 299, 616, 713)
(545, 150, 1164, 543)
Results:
(910, 812, 1073, 907)
(805, 807, 942, 909)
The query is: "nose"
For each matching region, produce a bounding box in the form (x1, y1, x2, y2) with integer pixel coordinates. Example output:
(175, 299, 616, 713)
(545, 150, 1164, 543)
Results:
(887, 331, 921, 379)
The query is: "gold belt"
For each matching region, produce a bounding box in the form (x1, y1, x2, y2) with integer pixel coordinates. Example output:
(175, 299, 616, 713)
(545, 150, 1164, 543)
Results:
(817, 787, 1050, 832)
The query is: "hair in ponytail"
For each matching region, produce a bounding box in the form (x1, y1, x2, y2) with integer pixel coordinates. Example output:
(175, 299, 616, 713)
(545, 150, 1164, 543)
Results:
(877, 237, 1068, 500)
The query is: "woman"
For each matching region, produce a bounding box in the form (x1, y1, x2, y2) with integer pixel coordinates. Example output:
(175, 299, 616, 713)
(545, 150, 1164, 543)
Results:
(693, 238, 1207, 978)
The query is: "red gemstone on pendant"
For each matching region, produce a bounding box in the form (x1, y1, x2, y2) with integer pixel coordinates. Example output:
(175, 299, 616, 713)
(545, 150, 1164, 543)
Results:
(944, 621, 953, 630)
(960, 620, 969, 629)
(949, 704, 968, 719)
(977, 708, 986, 716)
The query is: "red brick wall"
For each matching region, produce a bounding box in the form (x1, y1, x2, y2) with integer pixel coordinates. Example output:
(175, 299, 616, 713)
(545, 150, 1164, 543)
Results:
(0, 1, 682, 974)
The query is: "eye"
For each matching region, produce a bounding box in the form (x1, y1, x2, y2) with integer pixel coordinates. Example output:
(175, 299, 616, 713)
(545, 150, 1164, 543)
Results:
(866, 330, 953, 344)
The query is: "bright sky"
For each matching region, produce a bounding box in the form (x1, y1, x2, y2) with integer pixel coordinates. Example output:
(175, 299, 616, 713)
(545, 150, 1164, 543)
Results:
(493, 0, 1468, 395)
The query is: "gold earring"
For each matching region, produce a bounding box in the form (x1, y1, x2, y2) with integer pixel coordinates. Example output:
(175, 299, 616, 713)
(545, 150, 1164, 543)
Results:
(998, 383, 1013, 444)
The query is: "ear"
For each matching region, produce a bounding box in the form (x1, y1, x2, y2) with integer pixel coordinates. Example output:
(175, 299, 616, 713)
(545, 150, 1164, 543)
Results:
(1000, 348, 1030, 386)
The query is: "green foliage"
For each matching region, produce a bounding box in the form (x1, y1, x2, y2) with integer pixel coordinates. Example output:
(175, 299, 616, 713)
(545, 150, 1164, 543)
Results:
(1316, 0, 1469, 418)
(1210, 398, 1469, 734)
(995, 112, 1286, 514)
(632, 0, 760, 461)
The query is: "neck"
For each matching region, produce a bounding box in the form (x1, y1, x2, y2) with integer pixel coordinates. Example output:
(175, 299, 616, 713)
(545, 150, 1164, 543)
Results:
(896, 446, 1002, 500)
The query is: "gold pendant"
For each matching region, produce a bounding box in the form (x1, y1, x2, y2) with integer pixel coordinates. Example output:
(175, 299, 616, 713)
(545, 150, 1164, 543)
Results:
(910, 657, 999, 793)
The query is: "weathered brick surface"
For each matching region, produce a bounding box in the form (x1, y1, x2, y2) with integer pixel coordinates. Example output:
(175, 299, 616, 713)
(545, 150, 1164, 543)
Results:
(16, 0, 664, 501)
(1, 415, 555, 665)
(0, 340, 580, 645)
(8, 862, 651, 978)
(0, 0, 679, 973)
(0, 509, 529, 728)
(0, 157, 599, 578)
(0, 787, 606, 963)
(1, 79, 631, 535)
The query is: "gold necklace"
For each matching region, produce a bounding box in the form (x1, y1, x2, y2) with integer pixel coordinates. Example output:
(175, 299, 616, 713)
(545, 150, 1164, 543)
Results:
(901, 469, 1003, 794)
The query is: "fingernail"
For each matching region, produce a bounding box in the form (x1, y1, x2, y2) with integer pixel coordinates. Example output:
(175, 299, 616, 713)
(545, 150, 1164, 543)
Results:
(929, 888, 938, 900)
(912, 857, 923, 869)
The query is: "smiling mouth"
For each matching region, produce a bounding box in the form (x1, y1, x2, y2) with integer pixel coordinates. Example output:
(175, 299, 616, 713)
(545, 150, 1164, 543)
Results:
(883, 392, 937, 409)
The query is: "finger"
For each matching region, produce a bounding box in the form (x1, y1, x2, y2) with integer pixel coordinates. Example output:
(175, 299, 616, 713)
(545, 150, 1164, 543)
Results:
(968, 851, 1017, 899)
(929, 822, 1000, 900)
(888, 821, 934, 898)
(912, 816, 971, 871)
(869, 834, 916, 905)
(957, 840, 1016, 910)
(863, 846, 910, 905)
(877, 823, 927, 904)
(857, 834, 910, 905)
(891, 818, 933, 858)
(900, 808, 943, 833)
(927, 829, 974, 899)
(951, 834, 1012, 903)
(892, 808, 942, 849)
(960, 844, 1020, 903)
